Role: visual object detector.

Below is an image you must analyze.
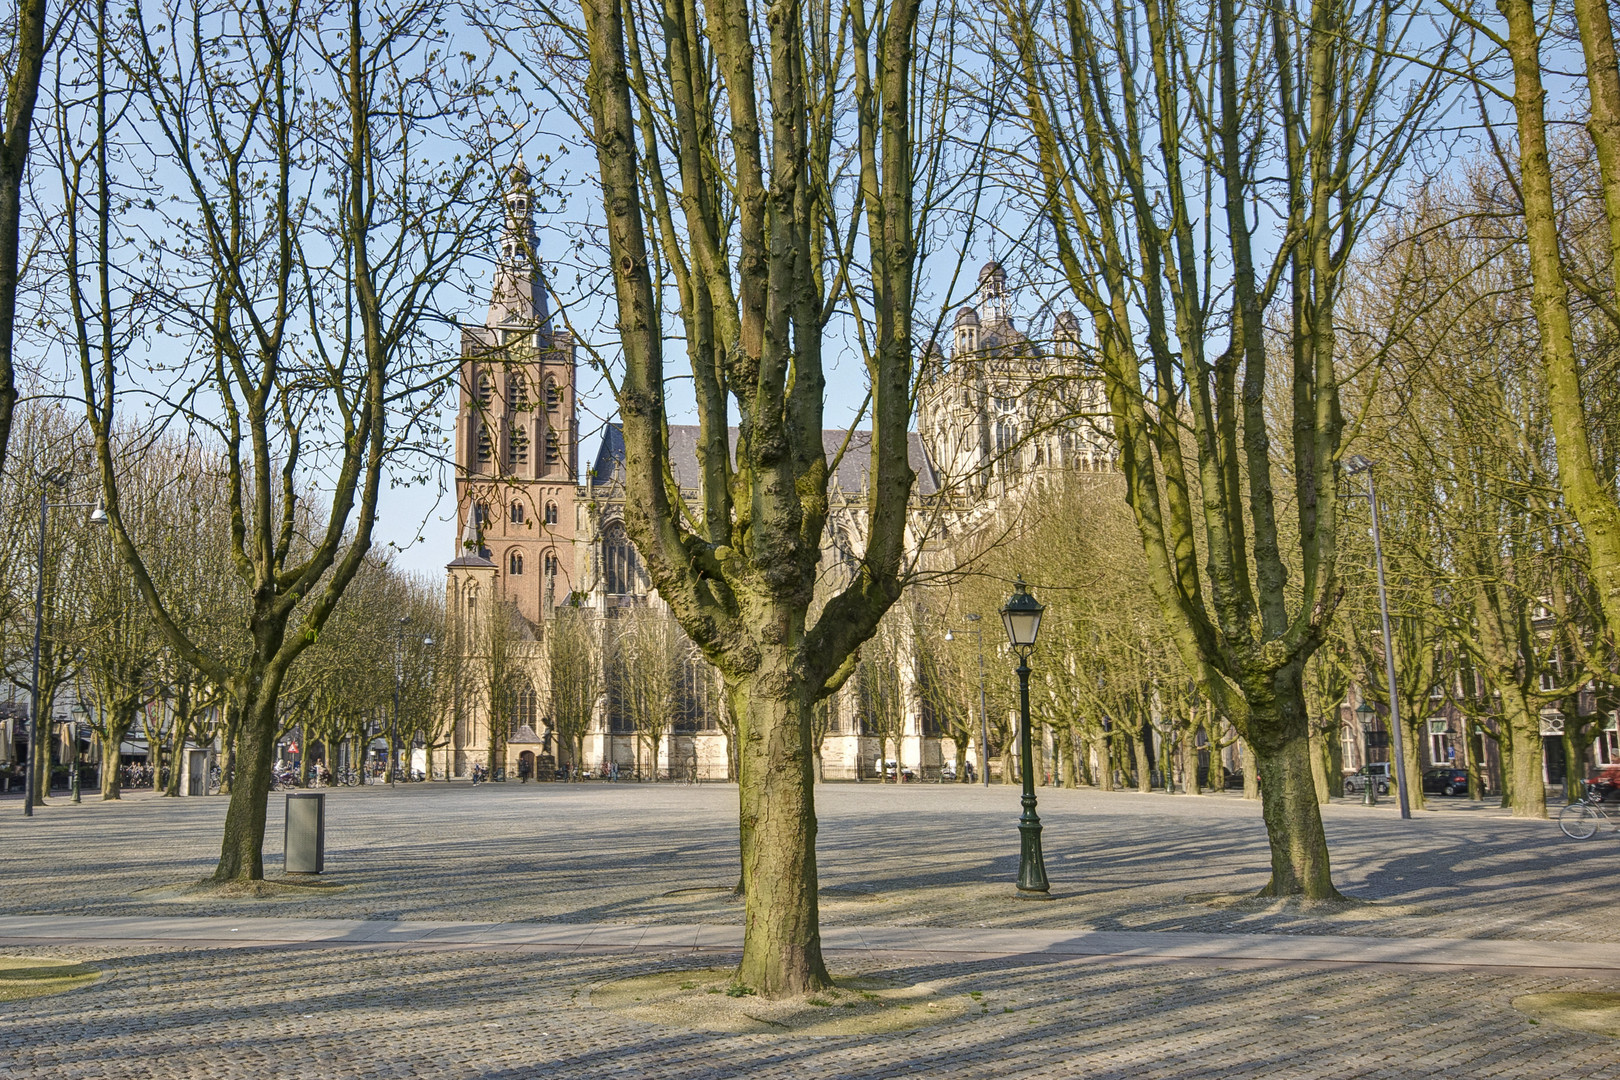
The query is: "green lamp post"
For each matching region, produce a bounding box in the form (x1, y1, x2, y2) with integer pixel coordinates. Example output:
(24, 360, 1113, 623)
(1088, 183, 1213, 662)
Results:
(1001, 575, 1049, 895)
(1356, 700, 1378, 807)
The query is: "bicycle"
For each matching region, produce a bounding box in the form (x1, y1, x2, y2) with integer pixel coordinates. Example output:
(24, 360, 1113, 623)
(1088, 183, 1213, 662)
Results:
(1559, 790, 1619, 839)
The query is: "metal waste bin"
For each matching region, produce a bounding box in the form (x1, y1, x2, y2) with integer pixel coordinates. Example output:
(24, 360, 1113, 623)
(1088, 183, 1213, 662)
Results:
(284, 792, 325, 874)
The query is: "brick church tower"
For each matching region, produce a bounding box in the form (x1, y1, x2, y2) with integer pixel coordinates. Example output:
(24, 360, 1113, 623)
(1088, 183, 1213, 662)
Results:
(448, 159, 581, 628)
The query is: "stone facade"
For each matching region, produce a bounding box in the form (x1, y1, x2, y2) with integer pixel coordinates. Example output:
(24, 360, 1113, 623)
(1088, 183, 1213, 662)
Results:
(440, 175, 1114, 779)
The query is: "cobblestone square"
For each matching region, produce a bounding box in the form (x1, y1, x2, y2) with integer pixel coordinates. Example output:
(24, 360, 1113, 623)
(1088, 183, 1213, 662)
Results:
(1, 783, 1616, 1077)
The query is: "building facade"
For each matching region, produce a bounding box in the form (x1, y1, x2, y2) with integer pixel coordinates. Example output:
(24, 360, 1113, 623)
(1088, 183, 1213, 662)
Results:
(437, 173, 1114, 779)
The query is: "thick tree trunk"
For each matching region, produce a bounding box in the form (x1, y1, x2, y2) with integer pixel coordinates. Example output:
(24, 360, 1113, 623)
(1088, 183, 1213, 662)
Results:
(1061, 728, 1078, 789)
(1499, 686, 1547, 819)
(30, 722, 50, 805)
(1399, 714, 1425, 812)
(1093, 736, 1112, 789)
(1248, 669, 1341, 899)
(730, 658, 831, 997)
(100, 734, 122, 800)
(1240, 740, 1260, 801)
(1307, 727, 1331, 804)
(213, 689, 279, 882)
(1132, 730, 1151, 793)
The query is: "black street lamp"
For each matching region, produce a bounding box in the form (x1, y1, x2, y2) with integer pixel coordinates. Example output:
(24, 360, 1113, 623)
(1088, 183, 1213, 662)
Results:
(1001, 575, 1049, 896)
(1355, 699, 1378, 807)
(23, 470, 106, 817)
(68, 703, 88, 804)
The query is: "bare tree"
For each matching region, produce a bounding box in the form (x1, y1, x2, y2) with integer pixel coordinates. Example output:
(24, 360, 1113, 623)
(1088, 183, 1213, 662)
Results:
(547, 604, 600, 779)
(999, 0, 1451, 897)
(74, 0, 507, 879)
(529, 0, 967, 993)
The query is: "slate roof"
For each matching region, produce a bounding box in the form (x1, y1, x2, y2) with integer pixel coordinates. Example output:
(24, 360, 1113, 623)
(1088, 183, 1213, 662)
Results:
(591, 424, 939, 497)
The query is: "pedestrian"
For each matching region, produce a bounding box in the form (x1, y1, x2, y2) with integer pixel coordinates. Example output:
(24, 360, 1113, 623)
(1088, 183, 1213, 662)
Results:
(518, 757, 531, 783)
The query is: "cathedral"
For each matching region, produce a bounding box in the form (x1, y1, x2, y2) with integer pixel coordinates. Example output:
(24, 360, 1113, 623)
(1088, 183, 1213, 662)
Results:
(437, 166, 1113, 781)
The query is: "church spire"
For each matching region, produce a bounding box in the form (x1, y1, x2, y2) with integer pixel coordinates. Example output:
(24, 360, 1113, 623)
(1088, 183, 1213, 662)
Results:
(487, 155, 550, 331)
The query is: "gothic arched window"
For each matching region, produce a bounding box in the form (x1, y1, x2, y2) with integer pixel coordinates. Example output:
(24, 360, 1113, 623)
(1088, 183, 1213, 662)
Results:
(510, 500, 526, 524)
(545, 377, 562, 411)
(507, 373, 529, 411)
(507, 425, 529, 467)
(544, 551, 558, 576)
(477, 425, 493, 463)
(604, 524, 639, 595)
(545, 430, 562, 465)
(512, 682, 538, 731)
(477, 371, 494, 406)
(995, 420, 1018, 456)
(544, 501, 559, 525)
(474, 501, 490, 526)
(509, 551, 524, 575)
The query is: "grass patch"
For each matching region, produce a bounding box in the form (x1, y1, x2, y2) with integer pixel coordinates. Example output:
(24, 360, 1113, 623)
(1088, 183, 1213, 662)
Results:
(0, 957, 99, 1002)
(1513, 993, 1620, 1038)
(591, 968, 968, 1035)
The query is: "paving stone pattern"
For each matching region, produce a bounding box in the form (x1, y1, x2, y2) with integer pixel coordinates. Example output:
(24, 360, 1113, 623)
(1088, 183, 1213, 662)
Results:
(2, 784, 1617, 1077)
(1, 783, 1614, 941)
(0, 943, 1615, 1078)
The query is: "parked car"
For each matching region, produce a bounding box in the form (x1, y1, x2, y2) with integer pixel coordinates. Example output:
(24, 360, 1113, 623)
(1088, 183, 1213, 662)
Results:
(1343, 763, 1391, 797)
(941, 761, 958, 782)
(1421, 766, 1470, 796)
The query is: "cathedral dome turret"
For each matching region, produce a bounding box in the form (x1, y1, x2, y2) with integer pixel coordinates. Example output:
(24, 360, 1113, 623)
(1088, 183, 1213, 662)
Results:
(954, 306, 980, 326)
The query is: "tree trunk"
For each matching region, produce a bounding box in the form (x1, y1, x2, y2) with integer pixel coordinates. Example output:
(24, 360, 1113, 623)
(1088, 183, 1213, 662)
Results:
(1181, 728, 1200, 795)
(1399, 714, 1425, 812)
(1501, 0, 1620, 638)
(1499, 685, 1547, 819)
(213, 687, 280, 882)
(1465, 726, 1483, 801)
(99, 733, 122, 800)
(730, 658, 831, 997)
(1251, 727, 1339, 898)
(163, 713, 186, 797)
(1240, 740, 1260, 801)
(1132, 729, 1151, 793)
(30, 718, 50, 805)
(1094, 735, 1112, 789)
(1307, 727, 1331, 804)
(1206, 733, 1226, 793)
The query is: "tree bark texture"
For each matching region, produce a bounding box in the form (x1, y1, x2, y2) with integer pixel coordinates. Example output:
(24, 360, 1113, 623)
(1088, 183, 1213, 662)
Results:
(0, 0, 50, 482)
(1500, 0, 1620, 637)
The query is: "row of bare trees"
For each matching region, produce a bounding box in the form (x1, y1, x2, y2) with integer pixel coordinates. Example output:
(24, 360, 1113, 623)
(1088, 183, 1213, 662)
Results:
(0, 404, 464, 802)
(4, 0, 1619, 1000)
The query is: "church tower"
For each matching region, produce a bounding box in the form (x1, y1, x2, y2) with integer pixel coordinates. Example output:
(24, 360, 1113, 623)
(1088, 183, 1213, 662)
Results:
(450, 159, 581, 628)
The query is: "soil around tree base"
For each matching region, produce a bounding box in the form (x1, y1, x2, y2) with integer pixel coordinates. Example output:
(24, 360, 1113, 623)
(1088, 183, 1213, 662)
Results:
(133, 878, 352, 902)
(1513, 993, 1620, 1037)
(0, 957, 99, 1001)
(1184, 892, 1434, 919)
(590, 968, 970, 1034)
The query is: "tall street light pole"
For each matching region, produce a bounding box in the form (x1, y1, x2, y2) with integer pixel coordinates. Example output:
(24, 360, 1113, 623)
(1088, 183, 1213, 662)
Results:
(944, 614, 990, 786)
(1346, 455, 1411, 819)
(24, 472, 107, 817)
(1001, 575, 1049, 896)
